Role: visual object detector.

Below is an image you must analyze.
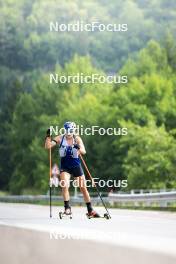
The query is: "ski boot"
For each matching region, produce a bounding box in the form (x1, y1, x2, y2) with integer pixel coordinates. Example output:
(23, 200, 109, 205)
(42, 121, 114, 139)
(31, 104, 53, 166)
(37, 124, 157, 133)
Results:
(86, 210, 100, 219)
(59, 207, 72, 219)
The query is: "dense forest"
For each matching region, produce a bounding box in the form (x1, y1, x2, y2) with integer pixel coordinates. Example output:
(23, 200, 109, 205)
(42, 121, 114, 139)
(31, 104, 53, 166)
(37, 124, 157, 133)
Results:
(0, 0, 176, 194)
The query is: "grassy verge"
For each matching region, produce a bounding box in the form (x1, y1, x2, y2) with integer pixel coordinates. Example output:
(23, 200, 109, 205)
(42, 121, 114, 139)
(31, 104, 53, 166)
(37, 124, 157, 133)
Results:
(0, 191, 9, 196)
(0, 199, 176, 212)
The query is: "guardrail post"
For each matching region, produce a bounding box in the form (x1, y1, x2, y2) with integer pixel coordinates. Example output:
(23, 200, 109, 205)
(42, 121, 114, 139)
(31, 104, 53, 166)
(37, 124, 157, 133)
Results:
(160, 200, 168, 208)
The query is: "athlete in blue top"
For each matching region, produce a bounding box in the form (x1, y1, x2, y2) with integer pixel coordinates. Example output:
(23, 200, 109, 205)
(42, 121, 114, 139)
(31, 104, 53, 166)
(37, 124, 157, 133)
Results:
(45, 121, 99, 217)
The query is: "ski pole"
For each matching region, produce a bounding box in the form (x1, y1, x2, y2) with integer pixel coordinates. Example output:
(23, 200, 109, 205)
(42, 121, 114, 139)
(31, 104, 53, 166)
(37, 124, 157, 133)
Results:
(49, 139, 52, 218)
(79, 154, 111, 219)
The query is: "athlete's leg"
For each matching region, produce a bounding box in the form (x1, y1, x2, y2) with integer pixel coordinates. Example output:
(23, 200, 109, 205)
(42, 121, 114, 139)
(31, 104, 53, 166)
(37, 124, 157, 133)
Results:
(75, 175, 91, 203)
(60, 172, 71, 211)
(74, 175, 100, 217)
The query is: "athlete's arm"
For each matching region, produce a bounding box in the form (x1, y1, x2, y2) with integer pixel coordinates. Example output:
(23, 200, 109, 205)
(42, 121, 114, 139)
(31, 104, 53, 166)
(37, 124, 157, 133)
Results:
(75, 136, 86, 155)
(45, 135, 61, 149)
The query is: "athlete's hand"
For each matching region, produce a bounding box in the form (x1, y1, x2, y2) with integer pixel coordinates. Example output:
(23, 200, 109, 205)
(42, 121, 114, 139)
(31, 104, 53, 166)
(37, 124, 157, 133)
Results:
(73, 144, 80, 150)
(46, 128, 51, 138)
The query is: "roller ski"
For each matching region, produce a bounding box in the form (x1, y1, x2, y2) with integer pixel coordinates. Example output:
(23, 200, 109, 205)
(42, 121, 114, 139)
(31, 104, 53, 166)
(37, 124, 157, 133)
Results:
(86, 210, 110, 220)
(59, 208, 72, 219)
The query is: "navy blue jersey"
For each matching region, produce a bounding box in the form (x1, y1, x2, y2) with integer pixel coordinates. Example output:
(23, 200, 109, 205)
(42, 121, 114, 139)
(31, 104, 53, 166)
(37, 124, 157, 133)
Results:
(59, 136, 81, 169)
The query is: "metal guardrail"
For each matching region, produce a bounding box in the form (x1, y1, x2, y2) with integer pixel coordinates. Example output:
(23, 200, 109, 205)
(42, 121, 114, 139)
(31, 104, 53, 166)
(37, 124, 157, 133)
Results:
(0, 195, 100, 204)
(108, 191, 176, 207)
(0, 195, 62, 203)
(0, 191, 176, 207)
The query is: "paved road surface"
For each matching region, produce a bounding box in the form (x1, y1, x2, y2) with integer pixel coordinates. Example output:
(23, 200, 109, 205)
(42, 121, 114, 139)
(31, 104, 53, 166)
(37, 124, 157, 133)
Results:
(0, 203, 176, 264)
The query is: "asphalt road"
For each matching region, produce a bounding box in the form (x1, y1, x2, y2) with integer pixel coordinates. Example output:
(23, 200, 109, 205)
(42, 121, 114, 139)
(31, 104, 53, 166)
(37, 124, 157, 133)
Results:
(0, 203, 176, 264)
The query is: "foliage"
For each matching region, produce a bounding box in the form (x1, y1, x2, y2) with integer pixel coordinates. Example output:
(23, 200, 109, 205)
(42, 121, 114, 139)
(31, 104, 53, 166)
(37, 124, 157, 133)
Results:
(0, 1, 176, 193)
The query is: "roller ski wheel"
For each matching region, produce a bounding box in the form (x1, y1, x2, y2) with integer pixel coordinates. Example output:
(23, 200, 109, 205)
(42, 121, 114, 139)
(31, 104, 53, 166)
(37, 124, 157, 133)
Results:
(86, 211, 111, 220)
(104, 213, 111, 220)
(59, 208, 72, 219)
